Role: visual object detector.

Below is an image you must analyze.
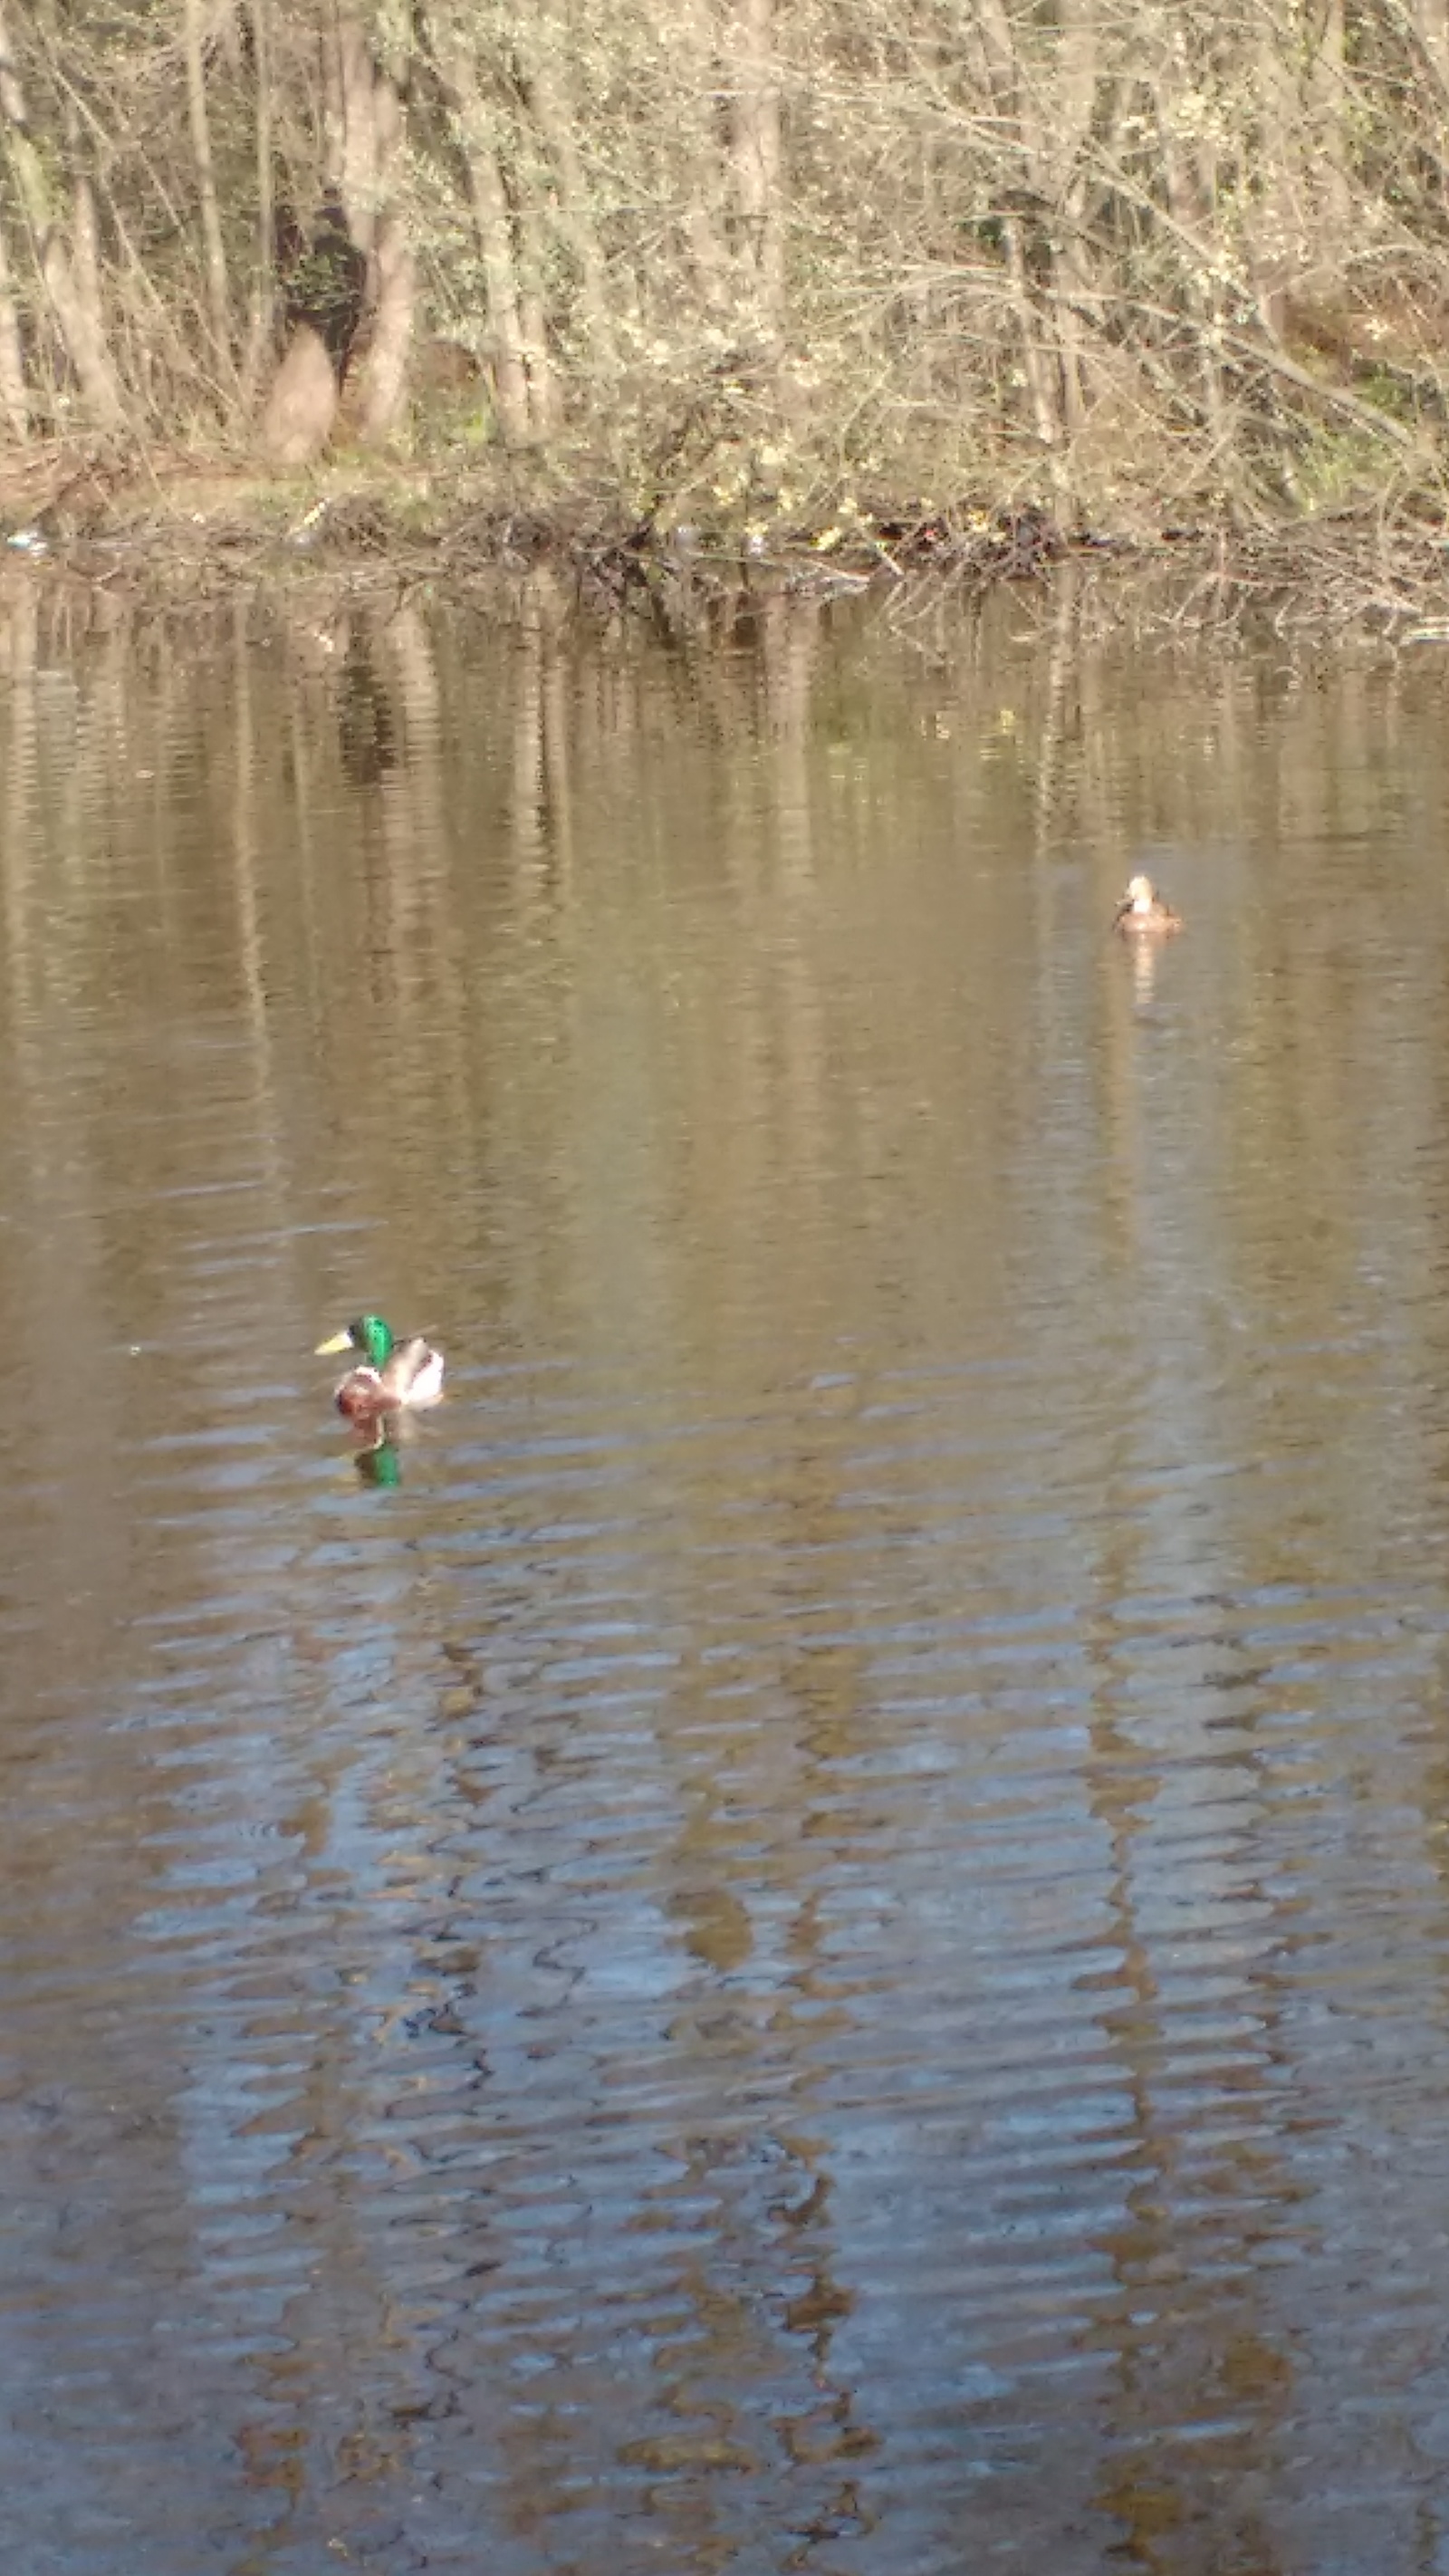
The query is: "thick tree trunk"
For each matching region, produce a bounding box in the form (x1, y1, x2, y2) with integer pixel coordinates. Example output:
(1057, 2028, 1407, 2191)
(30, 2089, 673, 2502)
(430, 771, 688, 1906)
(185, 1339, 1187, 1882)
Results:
(353, 36, 416, 443)
(331, 7, 380, 259)
(359, 210, 416, 441)
(320, 10, 417, 439)
(259, 322, 337, 461)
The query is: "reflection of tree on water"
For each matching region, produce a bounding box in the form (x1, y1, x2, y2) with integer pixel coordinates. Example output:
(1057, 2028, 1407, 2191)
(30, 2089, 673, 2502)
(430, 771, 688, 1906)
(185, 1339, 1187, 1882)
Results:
(11, 586, 1449, 2576)
(335, 632, 398, 790)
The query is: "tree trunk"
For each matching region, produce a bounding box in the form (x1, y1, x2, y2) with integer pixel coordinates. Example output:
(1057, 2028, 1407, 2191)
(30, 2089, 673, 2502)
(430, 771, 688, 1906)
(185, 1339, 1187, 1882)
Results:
(1051, 0, 1099, 439)
(183, 0, 231, 362)
(1408, 0, 1449, 98)
(1252, 8, 1304, 332)
(354, 39, 416, 442)
(971, 0, 1102, 478)
(674, 0, 733, 320)
(465, 127, 532, 441)
(243, 0, 273, 401)
(358, 210, 415, 441)
(0, 206, 28, 437)
(1305, 0, 1350, 292)
(426, 24, 533, 443)
(259, 321, 337, 462)
(331, 5, 380, 259)
(727, 0, 783, 339)
(0, 1, 124, 428)
(1151, 24, 1224, 441)
(516, 192, 560, 434)
(518, 25, 616, 370)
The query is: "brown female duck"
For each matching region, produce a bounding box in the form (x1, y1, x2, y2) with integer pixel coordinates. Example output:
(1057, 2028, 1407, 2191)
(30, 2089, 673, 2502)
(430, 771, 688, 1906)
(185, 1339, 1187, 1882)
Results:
(1112, 873, 1182, 937)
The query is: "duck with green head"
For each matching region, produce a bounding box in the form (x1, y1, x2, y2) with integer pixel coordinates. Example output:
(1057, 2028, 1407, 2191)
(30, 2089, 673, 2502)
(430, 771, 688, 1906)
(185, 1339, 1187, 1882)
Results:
(315, 1314, 445, 1421)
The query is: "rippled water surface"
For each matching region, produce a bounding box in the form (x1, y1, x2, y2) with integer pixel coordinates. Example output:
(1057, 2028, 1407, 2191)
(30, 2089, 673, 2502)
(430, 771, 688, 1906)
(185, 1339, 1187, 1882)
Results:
(7, 578, 1449, 2574)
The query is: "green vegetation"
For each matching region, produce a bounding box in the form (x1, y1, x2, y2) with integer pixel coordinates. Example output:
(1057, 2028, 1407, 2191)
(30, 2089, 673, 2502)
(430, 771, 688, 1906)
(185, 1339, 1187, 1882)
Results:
(3, 0, 1449, 578)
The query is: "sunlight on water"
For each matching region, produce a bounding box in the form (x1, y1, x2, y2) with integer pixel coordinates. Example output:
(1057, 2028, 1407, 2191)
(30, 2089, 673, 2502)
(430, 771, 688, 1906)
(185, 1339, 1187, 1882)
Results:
(5, 577, 1449, 2573)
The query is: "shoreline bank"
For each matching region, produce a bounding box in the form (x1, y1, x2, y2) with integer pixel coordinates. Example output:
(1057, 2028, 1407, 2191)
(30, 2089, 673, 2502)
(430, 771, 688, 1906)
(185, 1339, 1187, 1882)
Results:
(4, 446, 1449, 646)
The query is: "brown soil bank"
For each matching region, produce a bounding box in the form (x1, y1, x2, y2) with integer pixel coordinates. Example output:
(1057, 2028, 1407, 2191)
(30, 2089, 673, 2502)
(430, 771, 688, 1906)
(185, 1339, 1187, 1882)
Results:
(3, 446, 1449, 647)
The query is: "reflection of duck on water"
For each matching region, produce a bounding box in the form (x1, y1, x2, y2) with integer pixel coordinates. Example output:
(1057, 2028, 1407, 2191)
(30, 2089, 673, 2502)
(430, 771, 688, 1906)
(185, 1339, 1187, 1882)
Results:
(1112, 873, 1182, 937)
(354, 1424, 402, 1487)
(314, 1314, 445, 1420)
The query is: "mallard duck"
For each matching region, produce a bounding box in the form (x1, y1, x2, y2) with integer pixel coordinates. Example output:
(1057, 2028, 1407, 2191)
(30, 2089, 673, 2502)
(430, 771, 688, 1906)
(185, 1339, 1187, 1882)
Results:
(1113, 873, 1182, 936)
(315, 1315, 445, 1420)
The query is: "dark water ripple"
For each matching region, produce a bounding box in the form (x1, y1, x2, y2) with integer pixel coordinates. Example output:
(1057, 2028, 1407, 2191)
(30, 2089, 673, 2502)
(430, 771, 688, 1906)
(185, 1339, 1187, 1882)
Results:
(5, 602, 1449, 2571)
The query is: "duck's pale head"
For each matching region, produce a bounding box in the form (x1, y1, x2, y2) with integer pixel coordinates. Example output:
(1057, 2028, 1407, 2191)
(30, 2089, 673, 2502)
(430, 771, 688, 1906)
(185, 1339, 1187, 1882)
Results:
(1113, 873, 1181, 934)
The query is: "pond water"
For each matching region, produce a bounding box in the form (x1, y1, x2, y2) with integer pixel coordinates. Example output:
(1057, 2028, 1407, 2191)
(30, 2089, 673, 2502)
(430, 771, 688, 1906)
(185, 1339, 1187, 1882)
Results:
(5, 571, 1449, 2575)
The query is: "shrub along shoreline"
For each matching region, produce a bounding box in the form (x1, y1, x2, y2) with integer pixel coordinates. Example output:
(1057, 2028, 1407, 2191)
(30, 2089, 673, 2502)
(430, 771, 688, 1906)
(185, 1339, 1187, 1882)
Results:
(5, 1, 1449, 640)
(3, 442, 1448, 648)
